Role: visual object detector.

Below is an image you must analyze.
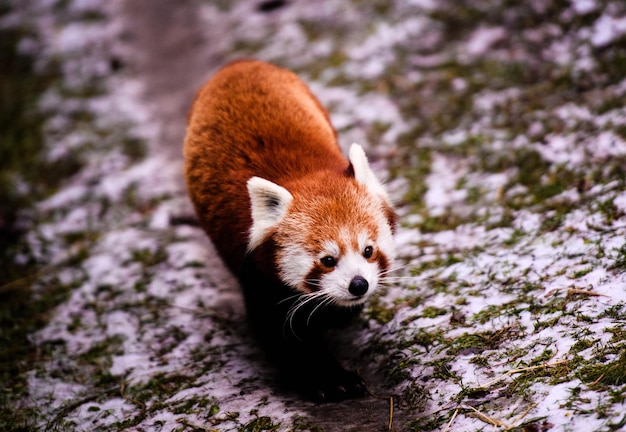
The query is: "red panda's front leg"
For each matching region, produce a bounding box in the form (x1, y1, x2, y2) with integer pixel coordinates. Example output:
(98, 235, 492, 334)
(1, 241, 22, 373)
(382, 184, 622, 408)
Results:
(278, 334, 367, 402)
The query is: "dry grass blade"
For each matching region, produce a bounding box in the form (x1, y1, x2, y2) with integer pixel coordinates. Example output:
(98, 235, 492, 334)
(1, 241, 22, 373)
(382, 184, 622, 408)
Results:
(463, 405, 512, 429)
(441, 407, 460, 432)
(566, 288, 610, 297)
(453, 402, 538, 431)
(120, 381, 146, 410)
(589, 373, 606, 387)
(177, 418, 220, 431)
(479, 359, 569, 389)
(512, 402, 538, 425)
(545, 286, 610, 298)
(388, 396, 394, 431)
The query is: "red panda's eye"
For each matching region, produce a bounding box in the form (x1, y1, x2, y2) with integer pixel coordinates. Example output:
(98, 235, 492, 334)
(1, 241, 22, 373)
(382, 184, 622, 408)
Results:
(363, 246, 374, 259)
(320, 256, 336, 268)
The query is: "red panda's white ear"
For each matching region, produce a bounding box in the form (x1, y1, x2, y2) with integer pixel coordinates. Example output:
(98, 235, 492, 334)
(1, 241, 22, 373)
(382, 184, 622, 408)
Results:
(349, 143, 390, 202)
(247, 176, 293, 251)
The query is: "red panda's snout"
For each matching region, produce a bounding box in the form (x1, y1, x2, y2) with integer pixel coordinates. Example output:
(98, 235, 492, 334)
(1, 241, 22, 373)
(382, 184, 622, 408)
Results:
(348, 276, 368, 296)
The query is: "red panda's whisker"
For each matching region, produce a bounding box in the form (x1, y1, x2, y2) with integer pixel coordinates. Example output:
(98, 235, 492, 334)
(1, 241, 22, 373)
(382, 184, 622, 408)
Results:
(306, 294, 335, 326)
(285, 291, 329, 340)
(379, 263, 413, 275)
(305, 277, 324, 287)
(379, 276, 417, 282)
(381, 266, 412, 275)
(277, 291, 308, 306)
(286, 294, 323, 340)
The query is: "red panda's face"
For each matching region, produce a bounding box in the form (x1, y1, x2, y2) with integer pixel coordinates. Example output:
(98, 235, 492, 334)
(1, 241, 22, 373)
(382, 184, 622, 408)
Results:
(273, 181, 396, 307)
(246, 144, 397, 307)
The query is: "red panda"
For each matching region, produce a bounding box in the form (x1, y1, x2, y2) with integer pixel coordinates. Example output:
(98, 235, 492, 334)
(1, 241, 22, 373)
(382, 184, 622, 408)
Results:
(183, 60, 396, 402)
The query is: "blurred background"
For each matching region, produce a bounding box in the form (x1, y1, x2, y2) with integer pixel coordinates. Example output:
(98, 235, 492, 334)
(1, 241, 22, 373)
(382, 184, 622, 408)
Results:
(2, 1, 626, 431)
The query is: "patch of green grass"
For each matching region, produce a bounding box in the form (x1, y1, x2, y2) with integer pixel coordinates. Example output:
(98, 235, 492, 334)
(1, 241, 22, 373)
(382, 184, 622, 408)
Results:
(447, 325, 522, 356)
(569, 338, 595, 354)
(77, 334, 126, 386)
(409, 254, 463, 274)
(365, 120, 392, 147)
(129, 247, 169, 269)
(382, 352, 415, 386)
(529, 348, 555, 366)
(121, 136, 147, 162)
(393, 132, 432, 211)
(155, 325, 190, 356)
(171, 397, 219, 416)
(239, 412, 281, 432)
(427, 356, 459, 381)
(568, 266, 593, 279)
(533, 316, 561, 331)
(469, 355, 490, 368)
(420, 213, 466, 233)
(367, 297, 396, 325)
(609, 243, 626, 271)
(421, 306, 447, 319)
(123, 373, 194, 408)
(408, 412, 451, 432)
(290, 416, 324, 432)
(471, 297, 530, 325)
(600, 303, 625, 320)
(596, 197, 622, 223)
(580, 349, 626, 388)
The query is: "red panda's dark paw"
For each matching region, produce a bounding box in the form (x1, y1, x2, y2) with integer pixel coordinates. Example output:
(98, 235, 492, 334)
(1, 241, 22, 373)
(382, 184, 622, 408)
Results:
(311, 369, 366, 403)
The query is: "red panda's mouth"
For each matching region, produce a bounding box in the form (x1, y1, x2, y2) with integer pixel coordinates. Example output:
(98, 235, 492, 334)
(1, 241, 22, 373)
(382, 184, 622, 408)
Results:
(335, 296, 370, 309)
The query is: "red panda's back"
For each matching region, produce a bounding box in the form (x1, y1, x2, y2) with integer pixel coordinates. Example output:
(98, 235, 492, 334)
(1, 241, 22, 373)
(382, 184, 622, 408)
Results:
(183, 60, 349, 273)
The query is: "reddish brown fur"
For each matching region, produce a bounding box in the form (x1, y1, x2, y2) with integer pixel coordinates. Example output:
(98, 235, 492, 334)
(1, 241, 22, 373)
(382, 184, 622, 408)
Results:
(184, 60, 351, 273)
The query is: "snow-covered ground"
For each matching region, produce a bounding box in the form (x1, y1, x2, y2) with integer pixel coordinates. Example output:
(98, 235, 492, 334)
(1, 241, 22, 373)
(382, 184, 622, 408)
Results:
(3, 0, 626, 431)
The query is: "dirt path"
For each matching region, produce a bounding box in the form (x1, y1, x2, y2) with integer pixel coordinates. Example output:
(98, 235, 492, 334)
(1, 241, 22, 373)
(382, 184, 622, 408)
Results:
(120, 0, 223, 160)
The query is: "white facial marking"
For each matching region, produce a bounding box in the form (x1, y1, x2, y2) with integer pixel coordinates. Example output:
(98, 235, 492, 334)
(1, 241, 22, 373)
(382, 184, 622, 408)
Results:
(357, 231, 370, 253)
(279, 243, 315, 289)
(320, 240, 340, 260)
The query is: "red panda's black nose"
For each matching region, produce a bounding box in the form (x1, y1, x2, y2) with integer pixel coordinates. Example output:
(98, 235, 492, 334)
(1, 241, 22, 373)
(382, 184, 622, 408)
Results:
(349, 276, 369, 296)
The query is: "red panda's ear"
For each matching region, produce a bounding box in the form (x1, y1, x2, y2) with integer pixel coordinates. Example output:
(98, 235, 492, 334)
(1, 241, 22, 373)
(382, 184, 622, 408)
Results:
(348, 143, 391, 202)
(247, 177, 293, 251)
